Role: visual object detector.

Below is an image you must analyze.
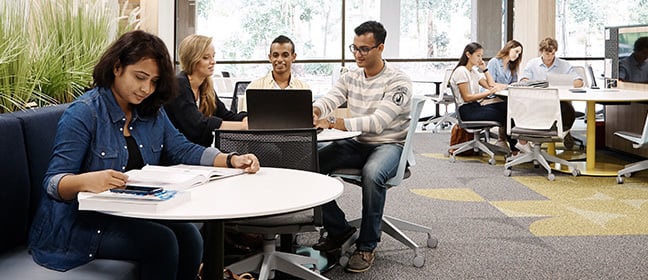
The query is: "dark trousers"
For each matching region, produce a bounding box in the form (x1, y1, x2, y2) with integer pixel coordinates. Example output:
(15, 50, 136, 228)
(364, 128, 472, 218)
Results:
(95, 215, 203, 280)
(560, 101, 576, 131)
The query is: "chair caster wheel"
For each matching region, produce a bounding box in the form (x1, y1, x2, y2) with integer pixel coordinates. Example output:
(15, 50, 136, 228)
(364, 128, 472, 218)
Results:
(547, 173, 555, 181)
(427, 237, 438, 248)
(571, 169, 580, 176)
(488, 158, 496, 165)
(617, 176, 624, 184)
(412, 254, 425, 268)
(339, 255, 349, 267)
(504, 168, 512, 177)
(449, 156, 456, 163)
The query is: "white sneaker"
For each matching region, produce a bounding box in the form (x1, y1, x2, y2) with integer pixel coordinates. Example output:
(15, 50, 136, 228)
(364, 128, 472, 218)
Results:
(515, 142, 532, 154)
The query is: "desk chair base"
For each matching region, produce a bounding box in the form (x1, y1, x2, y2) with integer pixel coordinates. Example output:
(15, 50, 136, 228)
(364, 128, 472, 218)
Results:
(226, 234, 328, 280)
(504, 144, 580, 181)
(616, 159, 648, 184)
(336, 215, 438, 268)
(449, 131, 509, 165)
(422, 112, 457, 133)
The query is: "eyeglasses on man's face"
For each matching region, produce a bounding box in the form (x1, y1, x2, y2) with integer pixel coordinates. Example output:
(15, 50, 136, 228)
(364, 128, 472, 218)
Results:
(349, 44, 380, 55)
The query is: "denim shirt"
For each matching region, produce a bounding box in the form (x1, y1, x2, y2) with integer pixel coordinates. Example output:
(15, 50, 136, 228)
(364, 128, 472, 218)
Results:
(487, 57, 518, 84)
(28, 87, 221, 271)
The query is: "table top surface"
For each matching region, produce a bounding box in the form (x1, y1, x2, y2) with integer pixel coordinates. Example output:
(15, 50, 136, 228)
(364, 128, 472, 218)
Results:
(317, 128, 361, 142)
(499, 87, 648, 102)
(104, 167, 343, 220)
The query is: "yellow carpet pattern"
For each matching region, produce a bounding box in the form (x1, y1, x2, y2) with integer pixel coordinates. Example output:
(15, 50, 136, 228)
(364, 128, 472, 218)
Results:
(415, 153, 648, 236)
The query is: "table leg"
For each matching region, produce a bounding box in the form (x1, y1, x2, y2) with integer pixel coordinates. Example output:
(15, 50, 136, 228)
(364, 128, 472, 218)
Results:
(203, 221, 224, 280)
(585, 101, 597, 171)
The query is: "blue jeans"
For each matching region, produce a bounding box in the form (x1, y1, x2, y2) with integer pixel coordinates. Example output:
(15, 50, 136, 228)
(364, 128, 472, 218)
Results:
(318, 139, 402, 251)
(94, 214, 203, 280)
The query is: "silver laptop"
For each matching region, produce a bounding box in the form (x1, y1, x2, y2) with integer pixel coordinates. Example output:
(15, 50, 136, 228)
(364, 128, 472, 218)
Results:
(245, 89, 313, 129)
(546, 73, 576, 87)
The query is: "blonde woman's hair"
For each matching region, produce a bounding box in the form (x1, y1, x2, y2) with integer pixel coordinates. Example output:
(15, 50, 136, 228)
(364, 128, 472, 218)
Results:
(178, 34, 216, 116)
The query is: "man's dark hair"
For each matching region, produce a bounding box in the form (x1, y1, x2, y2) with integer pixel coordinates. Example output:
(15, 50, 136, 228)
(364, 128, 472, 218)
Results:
(271, 35, 295, 54)
(93, 30, 177, 117)
(634, 36, 648, 52)
(354, 21, 387, 45)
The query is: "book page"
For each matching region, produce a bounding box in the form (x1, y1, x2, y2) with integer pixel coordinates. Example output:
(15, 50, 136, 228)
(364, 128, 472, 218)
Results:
(169, 164, 244, 180)
(125, 168, 205, 190)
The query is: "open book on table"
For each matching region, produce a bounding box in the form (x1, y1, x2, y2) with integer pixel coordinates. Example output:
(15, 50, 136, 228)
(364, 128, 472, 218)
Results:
(124, 164, 244, 191)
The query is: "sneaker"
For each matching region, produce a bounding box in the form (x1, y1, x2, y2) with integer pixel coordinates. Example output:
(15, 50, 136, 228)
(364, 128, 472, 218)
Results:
(312, 227, 356, 252)
(514, 142, 533, 154)
(345, 249, 375, 273)
(563, 132, 575, 150)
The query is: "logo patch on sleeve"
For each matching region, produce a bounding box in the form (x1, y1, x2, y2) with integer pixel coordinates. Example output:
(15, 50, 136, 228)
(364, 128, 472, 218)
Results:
(392, 86, 407, 105)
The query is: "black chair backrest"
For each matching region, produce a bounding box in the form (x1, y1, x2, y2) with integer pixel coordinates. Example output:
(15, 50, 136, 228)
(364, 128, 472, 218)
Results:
(214, 128, 318, 172)
(230, 81, 251, 114)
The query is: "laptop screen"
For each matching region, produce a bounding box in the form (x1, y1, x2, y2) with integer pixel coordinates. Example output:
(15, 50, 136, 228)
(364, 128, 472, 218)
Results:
(546, 73, 575, 87)
(245, 89, 314, 129)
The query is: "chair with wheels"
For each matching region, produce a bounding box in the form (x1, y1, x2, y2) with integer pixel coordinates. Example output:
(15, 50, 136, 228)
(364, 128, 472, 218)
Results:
(503, 87, 581, 181)
(447, 87, 509, 165)
(422, 69, 457, 132)
(615, 112, 648, 184)
(329, 97, 438, 268)
(214, 128, 328, 280)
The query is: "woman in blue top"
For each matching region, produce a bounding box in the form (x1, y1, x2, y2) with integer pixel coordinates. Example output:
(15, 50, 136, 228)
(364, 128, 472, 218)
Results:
(487, 40, 524, 85)
(28, 30, 259, 279)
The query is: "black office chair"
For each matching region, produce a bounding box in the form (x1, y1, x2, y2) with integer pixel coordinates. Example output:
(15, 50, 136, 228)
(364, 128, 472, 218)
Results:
(229, 81, 251, 114)
(214, 128, 327, 280)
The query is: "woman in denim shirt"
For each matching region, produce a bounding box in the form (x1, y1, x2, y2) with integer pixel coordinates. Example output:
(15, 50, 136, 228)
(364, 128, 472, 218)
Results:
(487, 40, 523, 85)
(28, 31, 259, 280)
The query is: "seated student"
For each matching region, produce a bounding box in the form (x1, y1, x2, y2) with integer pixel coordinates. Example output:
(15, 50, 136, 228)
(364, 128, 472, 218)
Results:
(520, 37, 582, 149)
(487, 40, 524, 85)
(311, 20, 413, 273)
(449, 42, 516, 154)
(619, 36, 648, 83)
(247, 35, 309, 89)
(487, 40, 530, 153)
(28, 30, 259, 280)
(165, 34, 248, 148)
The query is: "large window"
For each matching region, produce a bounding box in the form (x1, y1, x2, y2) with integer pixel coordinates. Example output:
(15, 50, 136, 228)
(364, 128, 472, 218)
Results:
(192, 0, 471, 97)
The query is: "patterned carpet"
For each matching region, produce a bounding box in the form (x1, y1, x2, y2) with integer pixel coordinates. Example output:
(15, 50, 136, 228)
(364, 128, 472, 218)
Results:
(314, 124, 648, 280)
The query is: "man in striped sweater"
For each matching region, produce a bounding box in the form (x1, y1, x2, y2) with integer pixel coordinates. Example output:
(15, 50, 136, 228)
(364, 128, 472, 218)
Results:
(312, 20, 412, 273)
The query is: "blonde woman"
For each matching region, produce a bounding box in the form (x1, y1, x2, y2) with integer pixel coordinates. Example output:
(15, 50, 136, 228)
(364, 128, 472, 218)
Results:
(166, 34, 247, 147)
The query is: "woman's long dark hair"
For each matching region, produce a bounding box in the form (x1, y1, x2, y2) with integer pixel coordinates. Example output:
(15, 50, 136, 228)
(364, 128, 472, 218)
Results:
(449, 42, 483, 84)
(93, 30, 178, 117)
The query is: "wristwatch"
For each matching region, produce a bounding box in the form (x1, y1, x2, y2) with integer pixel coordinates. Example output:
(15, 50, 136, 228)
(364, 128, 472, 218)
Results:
(326, 115, 336, 129)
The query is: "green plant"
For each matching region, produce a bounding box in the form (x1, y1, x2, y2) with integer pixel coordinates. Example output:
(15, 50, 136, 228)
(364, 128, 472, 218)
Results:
(0, 0, 138, 112)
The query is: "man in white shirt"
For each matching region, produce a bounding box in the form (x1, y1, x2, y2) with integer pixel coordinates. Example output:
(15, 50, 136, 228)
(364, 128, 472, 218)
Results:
(247, 35, 309, 89)
(521, 37, 582, 149)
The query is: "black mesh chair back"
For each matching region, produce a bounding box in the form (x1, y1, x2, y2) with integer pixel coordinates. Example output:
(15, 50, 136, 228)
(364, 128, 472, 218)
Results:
(229, 81, 251, 114)
(214, 128, 325, 279)
(214, 128, 318, 172)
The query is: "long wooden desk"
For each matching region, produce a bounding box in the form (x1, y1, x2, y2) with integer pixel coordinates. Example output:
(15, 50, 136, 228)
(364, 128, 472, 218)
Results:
(104, 167, 344, 280)
(501, 87, 648, 176)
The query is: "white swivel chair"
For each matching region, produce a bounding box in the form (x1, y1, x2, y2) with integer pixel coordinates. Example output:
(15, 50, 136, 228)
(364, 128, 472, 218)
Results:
(329, 97, 438, 268)
(503, 87, 580, 181)
(615, 112, 648, 184)
(448, 86, 509, 165)
(422, 69, 457, 132)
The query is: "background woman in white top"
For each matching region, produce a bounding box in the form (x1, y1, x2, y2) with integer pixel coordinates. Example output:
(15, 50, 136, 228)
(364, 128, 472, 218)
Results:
(449, 42, 520, 154)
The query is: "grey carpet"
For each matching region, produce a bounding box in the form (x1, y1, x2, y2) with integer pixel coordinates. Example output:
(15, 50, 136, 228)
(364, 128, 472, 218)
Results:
(292, 124, 648, 280)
